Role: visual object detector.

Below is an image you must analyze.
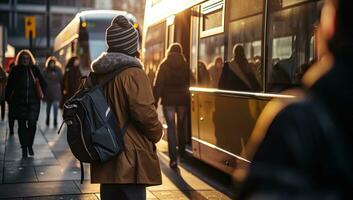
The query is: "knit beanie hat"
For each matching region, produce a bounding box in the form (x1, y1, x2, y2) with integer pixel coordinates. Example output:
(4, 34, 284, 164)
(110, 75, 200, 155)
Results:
(106, 15, 139, 56)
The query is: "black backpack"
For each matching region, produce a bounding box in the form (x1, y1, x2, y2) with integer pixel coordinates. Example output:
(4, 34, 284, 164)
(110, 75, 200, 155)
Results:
(59, 66, 133, 183)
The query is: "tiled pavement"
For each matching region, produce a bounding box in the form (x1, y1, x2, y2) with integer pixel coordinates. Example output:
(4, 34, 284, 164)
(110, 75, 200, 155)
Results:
(0, 103, 232, 199)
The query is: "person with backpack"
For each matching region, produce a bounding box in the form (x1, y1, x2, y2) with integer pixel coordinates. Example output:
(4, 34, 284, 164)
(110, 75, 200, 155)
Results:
(5, 49, 46, 158)
(154, 43, 190, 168)
(85, 15, 162, 200)
(238, 0, 353, 198)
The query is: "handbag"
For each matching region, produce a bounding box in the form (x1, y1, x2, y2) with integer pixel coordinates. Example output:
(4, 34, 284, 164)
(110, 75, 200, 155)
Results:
(29, 68, 44, 100)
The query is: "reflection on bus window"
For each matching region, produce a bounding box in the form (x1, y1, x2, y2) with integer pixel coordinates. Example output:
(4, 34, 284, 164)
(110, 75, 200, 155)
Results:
(267, 1, 323, 92)
(208, 57, 224, 88)
(219, 45, 261, 91)
(198, 34, 224, 88)
(144, 22, 166, 85)
(221, 0, 263, 91)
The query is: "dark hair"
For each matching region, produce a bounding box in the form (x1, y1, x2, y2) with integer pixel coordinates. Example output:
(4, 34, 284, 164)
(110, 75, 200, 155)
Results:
(66, 56, 79, 69)
(233, 44, 249, 70)
(329, 0, 353, 58)
(168, 43, 183, 55)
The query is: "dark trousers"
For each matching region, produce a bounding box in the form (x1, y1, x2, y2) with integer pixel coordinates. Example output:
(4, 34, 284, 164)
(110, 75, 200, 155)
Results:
(0, 100, 5, 120)
(100, 184, 146, 200)
(46, 100, 59, 123)
(18, 119, 37, 149)
(8, 116, 15, 134)
(163, 106, 186, 162)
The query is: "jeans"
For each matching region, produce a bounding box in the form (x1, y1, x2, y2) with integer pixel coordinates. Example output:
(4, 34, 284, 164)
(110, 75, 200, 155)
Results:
(0, 100, 5, 120)
(18, 119, 37, 149)
(163, 106, 186, 163)
(100, 184, 146, 200)
(46, 101, 59, 123)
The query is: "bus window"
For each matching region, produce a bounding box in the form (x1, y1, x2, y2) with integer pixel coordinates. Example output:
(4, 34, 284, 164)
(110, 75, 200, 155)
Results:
(199, 34, 224, 88)
(200, 0, 224, 38)
(144, 22, 166, 85)
(267, 0, 323, 92)
(222, 0, 264, 92)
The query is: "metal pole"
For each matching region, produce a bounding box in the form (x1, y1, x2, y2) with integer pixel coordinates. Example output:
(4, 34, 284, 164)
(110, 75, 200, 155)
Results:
(29, 30, 33, 51)
(46, 0, 50, 55)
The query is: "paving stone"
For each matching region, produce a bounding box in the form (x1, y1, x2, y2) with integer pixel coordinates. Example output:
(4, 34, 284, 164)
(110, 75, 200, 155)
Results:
(4, 166, 38, 183)
(74, 181, 99, 194)
(0, 181, 80, 198)
(5, 158, 59, 167)
(25, 194, 98, 200)
(151, 190, 231, 200)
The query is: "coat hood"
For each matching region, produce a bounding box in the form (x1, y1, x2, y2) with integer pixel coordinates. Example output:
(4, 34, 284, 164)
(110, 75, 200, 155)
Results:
(165, 52, 187, 70)
(91, 52, 143, 75)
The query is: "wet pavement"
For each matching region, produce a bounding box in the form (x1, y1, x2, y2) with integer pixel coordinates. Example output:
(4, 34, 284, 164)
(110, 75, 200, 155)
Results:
(0, 103, 232, 199)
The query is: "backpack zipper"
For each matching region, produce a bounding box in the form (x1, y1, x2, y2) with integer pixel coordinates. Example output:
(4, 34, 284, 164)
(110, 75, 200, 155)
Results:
(76, 114, 94, 160)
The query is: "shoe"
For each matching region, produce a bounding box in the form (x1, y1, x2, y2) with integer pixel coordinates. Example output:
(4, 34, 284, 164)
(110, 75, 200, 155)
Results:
(169, 161, 177, 169)
(28, 147, 34, 156)
(46, 118, 49, 126)
(22, 148, 28, 158)
(54, 120, 58, 128)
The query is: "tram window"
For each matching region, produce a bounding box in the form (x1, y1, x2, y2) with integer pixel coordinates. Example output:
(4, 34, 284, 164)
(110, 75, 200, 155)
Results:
(144, 22, 166, 85)
(219, 0, 263, 92)
(267, 0, 323, 92)
(198, 34, 224, 88)
(203, 10, 223, 31)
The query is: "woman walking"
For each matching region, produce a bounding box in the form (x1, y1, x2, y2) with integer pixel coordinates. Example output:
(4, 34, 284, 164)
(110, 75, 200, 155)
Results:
(5, 49, 46, 157)
(61, 56, 81, 107)
(154, 43, 190, 168)
(43, 57, 63, 127)
(0, 64, 7, 121)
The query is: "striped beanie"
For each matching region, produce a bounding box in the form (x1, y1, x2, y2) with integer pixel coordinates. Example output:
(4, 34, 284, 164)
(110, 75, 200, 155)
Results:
(106, 15, 139, 56)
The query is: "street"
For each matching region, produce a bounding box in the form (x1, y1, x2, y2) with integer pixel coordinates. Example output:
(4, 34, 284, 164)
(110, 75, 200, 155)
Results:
(0, 103, 233, 199)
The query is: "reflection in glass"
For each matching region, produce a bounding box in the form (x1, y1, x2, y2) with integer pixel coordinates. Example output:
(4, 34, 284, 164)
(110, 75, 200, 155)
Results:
(267, 1, 323, 92)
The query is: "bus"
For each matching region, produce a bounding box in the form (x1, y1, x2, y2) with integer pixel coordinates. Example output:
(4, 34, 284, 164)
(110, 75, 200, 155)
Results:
(142, 0, 323, 175)
(54, 10, 139, 76)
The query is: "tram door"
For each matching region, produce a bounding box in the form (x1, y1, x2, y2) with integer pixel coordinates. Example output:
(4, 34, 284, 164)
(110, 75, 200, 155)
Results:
(166, 10, 192, 145)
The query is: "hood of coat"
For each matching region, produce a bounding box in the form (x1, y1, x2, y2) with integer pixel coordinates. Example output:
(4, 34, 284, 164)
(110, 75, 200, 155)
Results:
(165, 52, 187, 70)
(91, 52, 143, 75)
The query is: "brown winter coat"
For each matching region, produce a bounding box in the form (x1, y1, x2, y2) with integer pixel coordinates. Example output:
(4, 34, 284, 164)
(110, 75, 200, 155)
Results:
(90, 52, 163, 185)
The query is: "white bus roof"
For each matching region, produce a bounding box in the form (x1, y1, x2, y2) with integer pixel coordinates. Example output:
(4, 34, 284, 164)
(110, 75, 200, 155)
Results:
(144, 0, 206, 27)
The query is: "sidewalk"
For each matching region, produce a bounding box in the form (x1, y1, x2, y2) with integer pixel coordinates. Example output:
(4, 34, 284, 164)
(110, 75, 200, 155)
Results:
(0, 103, 232, 199)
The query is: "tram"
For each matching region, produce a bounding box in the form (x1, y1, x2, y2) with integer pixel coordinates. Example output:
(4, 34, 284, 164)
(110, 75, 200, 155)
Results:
(142, 0, 323, 174)
(53, 10, 139, 76)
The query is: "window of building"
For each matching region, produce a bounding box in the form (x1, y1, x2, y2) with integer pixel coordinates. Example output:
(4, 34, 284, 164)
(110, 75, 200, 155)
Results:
(0, 12, 10, 27)
(17, 0, 46, 4)
(267, 0, 323, 92)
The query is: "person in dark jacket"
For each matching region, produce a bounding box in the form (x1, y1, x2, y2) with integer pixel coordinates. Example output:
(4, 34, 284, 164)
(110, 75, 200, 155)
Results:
(7, 62, 16, 135)
(61, 56, 81, 107)
(154, 43, 190, 168)
(238, 0, 353, 198)
(5, 49, 46, 158)
(90, 15, 162, 200)
(0, 64, 7, 121)
(219, 45, 261, 91)
(43, 56, 63, 127)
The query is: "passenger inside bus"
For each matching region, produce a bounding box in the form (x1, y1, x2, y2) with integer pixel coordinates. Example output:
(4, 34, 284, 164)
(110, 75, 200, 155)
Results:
(208, 57, 224, 88)
(197, 61, 211, 87)
(218, 44, 261, 91)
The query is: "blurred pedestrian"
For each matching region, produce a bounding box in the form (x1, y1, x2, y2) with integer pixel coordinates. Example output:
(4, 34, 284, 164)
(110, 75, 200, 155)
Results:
(61, 56, 81, 107)
(43, 56, 63, 127)
(154, 43, 190, 168)
(0, 64, 7, 121)
(208, 57, 223, 88)
(5, 49, 46, 158)
(238, 0, 353, 198)
(7, 62, 16, 135)
(90, 15, 162, 200)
